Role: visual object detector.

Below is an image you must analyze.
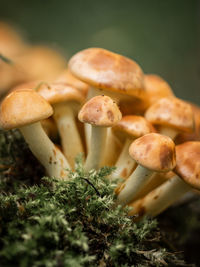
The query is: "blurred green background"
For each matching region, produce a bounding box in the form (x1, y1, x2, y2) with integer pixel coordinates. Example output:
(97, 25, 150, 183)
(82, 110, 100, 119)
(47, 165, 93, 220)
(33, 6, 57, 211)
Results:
(1, 0, 199, 104)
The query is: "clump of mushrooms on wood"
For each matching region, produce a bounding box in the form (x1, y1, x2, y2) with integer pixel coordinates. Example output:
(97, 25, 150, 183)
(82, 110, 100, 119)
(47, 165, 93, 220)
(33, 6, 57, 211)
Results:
(0, 31, 199, 220)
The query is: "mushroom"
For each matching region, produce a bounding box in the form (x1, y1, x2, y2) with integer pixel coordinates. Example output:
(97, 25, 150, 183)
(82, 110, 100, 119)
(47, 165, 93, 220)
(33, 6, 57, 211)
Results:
(16, 45, 66, 82)
(68, 47, 147, 161)
(111, 115, 155, 180)
(144, 74, 174, 107)
(37, 82, 85, 169)
(0, 89, 70, 179)
(78, 95, 122, 171)
(115, 133, 176, 206)
(128, 141, 200, 217)
(145, 97, 194, 140)
(175, 102, 200, 144)
(56, 68, 89, 98)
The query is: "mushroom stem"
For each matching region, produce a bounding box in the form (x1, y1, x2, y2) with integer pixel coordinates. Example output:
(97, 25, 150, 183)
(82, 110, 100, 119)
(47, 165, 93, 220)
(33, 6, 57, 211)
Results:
(101, 128, 122, 167)
(84, 126, 107, 171)
(20, 122, 70, 179)
(110, 138, 137, 180)
(53, 102, 84, 169)
(115, 165, 154, 206)
(128, 175, 191, 217)
(134, 172, 168, 200)
(158, 126, 177, 140)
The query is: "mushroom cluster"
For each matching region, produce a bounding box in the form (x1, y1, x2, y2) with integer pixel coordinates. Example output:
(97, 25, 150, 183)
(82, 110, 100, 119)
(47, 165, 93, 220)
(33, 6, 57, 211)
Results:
(0, 23, 199, 218)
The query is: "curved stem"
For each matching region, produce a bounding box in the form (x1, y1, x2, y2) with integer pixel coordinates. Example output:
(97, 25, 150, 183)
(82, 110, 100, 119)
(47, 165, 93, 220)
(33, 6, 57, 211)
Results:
(84, 126, 107, 171)
(115, 165, 153, 206)
(53, 102, 84, 169)
(20, 122, 70, 180)
(110, 138, 136, 180)
(128, 175, 190, 217)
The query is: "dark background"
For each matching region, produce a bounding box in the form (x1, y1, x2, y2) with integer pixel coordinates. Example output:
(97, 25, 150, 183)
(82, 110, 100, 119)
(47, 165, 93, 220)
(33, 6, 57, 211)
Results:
(1, 0, 199, 104)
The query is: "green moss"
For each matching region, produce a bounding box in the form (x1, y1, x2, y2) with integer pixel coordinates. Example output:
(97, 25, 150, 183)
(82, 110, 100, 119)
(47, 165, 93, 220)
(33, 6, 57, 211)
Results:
(0, 130, 187, 266)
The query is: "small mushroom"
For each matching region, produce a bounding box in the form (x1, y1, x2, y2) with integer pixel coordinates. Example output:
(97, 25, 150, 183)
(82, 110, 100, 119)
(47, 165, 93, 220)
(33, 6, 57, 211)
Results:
(78, 95, 122, 171)
(0, 89, 70, 179)
(111, 115, 155, 180)
(115, 133, 176, 206)
(145, 97, 194, 140)
(128, 141, 200, 217)
(37, 82, 85, 168)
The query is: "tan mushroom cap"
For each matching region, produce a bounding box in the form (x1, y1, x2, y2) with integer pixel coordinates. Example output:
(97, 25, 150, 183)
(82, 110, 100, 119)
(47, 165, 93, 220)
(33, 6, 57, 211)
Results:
(145, 97, 194, 133)
(69, 47, 146, 99)
(129, 133, 176, 172)
(112, 115, 156, 141)
(175, 103, 200, 144)
(36, 82, 85, 104)
(10, 80, 43, 93)
(174, 141, 200, 190)
(144, 74, 174, 106)
(17, 45, 66, 81)
(0, 89, 53, 130)
(78, 95, 122, 127)
(56, 69, 89, 97)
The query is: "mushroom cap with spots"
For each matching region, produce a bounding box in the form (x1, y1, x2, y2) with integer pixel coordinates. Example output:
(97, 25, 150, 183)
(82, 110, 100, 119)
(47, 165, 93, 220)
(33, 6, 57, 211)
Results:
(0, 89, 53, 130)
(145, 97, 194, 133)
(36, 82, 85, 105)
(174, 141, 200, 190)
(68, 47, 146, 100)
(112, 115, 156, 141)
(144, 74, 174, 106)
(129, 133, 176, 172)
(78, 95, 122, 127)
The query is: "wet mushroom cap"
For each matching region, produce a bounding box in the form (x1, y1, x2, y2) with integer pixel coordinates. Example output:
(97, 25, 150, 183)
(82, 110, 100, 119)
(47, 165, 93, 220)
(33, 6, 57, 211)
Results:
(112, 115, 155, 141)
(69, 47, 145, 99)
(145, 97, 194, 133)
(36, 82, 85, 104)
(78, 95, 122, 127)
(174, 141, 200, 190)
(129, 133, 176, 172)
(0, 88, 53, 130)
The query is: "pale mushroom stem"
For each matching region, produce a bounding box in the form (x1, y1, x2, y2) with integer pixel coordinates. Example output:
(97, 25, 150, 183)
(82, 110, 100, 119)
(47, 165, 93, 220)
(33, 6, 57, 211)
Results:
(159, 126, 178, 140)
(53, 102, 84, 169)
(128, 175, 190, 218)
(110, 138, 137, 180)
(20, 122, 70, 179)
(116, 165, 154, 206)
(134, 172, 167, 200)
(84, 126, 107, 171)
(100, 128, 122, 167)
